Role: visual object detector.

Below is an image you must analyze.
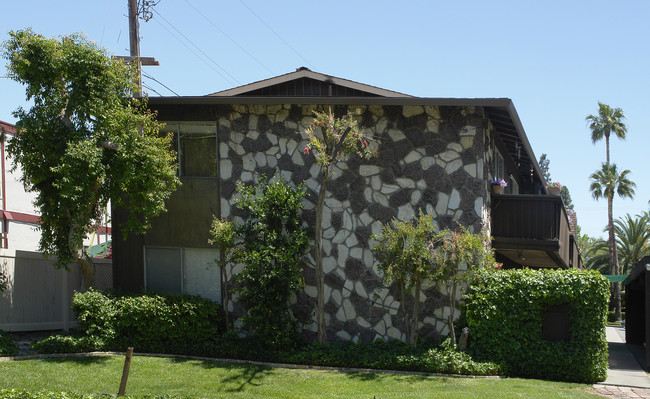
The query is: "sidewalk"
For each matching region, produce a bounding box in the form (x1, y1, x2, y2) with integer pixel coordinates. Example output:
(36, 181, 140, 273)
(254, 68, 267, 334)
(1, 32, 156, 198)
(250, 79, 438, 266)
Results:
(593, 326, 650, 398)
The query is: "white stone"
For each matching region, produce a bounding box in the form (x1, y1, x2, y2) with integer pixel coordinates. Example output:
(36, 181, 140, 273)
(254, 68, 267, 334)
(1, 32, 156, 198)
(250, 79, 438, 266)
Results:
(279, 137, 288, 153)
(395, 178, 416, 188)
(254, 152, 267, 167)
(436, 192, 449, 215)
(439, 150, 459, 162)
(240, 171, 253, 182)
(371, 222, 382, 237)
(359, 165, 380, 177)
(410, 191, 422, 205)
(325, 197, 343, 210)
(286, 139, 297, 155)
(424, 105, 441, 119)
(371, 175, 381, 191)
(345, 234, 358, 248)
(453, 209, 463, 221)
(248, 115, 258, 130)
(369, 105, 384, 117)
(350, 247, 363, 259)
(336, 330, 352, 341)
(445, 159, 463, 174)
(376, 118, 388, 134)
(474, 198, 484, 218)
(332, 289, 342, 306)
(267, 155, 278, 168)
(363, 249, 373, 266)
(323, 227, 335, 239)
(420, 157, 436, 170)
(322, 238, 331, 255)
(267, 146, 279, 156)
(357, 317, 371, 328)
(464, 163, 476, 178)
(232, 143, 245, 156)
(403, 105, 424, 118)
(333, 229, 348, 244)
(322, 206, 332, 229)
(343, 299, 356, 320)
(426, 119, 439, 133)
(310, 164, 321, 178)
(343, 280, 354, 298)
(387, 327, 401, 340)
(220, 159, 232, 180)
(221, 203, 230, 219)
(355, 281, 367, 298)
(291, 150, 305, 166)
(285, 121, 298, 130)
(242, 154, 256, 171)
(461, 136, 474, 149)
(324, 284, 332, 304)
(232, 132, 245, 144)
(304, 285, 317, 298)
(405, 150, 422, 164)
(449, 189, 461, 210)
(364, 187, 373, 202)
(398, 204, 415, 221)
(276, 109, 289, 122)
(335, 306, 346, 322)
(247, 130, 259, 140)
(387, 129, 406, 142)
(359, 212, 373, 226)
(380, 184, 400, 194)
(219, 143, 230, 159)
(460, 126, 477, 136)
(374, 320, 386, 335)
(337, 245, 349, 266)
(448, 143, 463, 153)
(372, 191, 389, 207)
(323, 256, 337, 274)
(342, 211, 354, 231)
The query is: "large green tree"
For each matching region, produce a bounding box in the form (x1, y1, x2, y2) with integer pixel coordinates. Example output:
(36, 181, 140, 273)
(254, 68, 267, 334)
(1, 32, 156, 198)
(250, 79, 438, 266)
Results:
(2, 29, 179, 289)
(589, 163, 636, 320)
(586, 102, 627, 165)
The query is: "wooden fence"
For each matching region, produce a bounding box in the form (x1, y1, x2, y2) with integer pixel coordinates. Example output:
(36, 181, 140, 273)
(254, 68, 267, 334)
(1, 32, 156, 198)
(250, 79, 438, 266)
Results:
(0, 249, 112, 331)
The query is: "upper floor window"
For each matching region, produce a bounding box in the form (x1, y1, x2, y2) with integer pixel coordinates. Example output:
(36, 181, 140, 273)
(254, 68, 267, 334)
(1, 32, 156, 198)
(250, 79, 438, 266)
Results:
(161, 122, 217, 177)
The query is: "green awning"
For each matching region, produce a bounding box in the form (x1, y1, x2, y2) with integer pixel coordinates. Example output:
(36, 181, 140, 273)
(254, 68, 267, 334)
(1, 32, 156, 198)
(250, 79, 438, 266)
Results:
(604, 274, 628, 283)
(87, 240, 111, 258)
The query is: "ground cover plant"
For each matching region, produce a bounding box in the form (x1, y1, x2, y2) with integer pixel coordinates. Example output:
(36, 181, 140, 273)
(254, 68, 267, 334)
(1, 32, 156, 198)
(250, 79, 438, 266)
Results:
(0, 355, 602, 398)
(464, 268, 609, 383)
(0, 330, 18, 356)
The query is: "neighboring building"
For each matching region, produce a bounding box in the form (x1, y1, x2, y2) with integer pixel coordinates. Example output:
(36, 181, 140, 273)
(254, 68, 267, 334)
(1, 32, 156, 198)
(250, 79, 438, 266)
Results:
(0, 120, 111, 252)
(112, 68, 580, 342)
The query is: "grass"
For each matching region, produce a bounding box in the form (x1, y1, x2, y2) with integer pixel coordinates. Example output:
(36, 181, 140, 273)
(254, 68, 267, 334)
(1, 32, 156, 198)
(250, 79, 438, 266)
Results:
(0, 355, 601, 398)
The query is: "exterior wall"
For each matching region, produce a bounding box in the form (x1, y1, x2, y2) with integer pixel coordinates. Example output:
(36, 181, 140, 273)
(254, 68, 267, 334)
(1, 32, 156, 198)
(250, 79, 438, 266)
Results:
(217, 103, 490, 342)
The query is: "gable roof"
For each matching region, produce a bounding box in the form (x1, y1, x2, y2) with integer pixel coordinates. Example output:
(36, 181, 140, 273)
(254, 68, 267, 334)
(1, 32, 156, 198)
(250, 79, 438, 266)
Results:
(208, 67, 413, 98)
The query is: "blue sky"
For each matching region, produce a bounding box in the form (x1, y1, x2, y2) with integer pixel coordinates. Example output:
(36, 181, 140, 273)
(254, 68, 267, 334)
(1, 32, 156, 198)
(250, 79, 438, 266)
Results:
(2, 0, 649, 239)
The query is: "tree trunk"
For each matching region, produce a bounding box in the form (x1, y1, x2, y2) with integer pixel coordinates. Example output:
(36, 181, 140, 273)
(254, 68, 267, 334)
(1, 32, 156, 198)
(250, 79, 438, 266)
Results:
(315, 170, 329, 344)
(221, 257, 230, 331)
(400, 280, 410, 345)
(448, 281, 458, 346)
(77, 253, 95, 291)
(411, 273, 421, 347)
(607, 193, 622, 321)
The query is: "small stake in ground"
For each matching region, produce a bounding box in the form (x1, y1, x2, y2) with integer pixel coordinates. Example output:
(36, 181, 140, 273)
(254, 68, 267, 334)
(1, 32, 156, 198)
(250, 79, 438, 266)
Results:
(118, 347, 134, 396)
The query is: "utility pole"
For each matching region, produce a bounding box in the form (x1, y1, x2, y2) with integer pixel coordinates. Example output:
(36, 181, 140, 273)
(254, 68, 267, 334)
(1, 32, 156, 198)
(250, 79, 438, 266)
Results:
(115, 0, 159, 97)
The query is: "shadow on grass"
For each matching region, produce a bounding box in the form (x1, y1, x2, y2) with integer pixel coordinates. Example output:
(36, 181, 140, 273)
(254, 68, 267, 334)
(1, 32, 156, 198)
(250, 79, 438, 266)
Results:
(39, 355, 114, 366)
(168, 357, 274, 392)
(344, 370, 444, 383)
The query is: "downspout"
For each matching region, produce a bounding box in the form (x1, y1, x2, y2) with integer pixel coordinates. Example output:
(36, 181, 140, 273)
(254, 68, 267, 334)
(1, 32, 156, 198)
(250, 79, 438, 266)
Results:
(1, 128, 7, 248)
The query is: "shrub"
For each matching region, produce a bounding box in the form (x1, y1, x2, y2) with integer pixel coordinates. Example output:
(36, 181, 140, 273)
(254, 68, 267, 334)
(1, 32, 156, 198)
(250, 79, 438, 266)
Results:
(70, 289, 224, 355)
(0, 330, 18, 356)
(464, 268, 609, 383)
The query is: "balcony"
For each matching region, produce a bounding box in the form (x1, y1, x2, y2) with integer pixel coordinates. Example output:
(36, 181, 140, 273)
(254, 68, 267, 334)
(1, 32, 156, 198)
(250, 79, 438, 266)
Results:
(490, 194, 581, 269)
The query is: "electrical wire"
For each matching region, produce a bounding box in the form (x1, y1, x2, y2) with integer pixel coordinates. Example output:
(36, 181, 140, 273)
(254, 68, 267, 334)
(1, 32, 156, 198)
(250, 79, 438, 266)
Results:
(238, 0, 314, 69)
(183, 0, 275, 75)
(152, 8, 240, 85)
(143, 83, 163, 97)
(143, 72, 181, 96)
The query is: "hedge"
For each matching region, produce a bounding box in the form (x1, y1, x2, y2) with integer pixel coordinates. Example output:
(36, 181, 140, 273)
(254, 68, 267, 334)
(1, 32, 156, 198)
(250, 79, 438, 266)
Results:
(464, 268, 609, 383)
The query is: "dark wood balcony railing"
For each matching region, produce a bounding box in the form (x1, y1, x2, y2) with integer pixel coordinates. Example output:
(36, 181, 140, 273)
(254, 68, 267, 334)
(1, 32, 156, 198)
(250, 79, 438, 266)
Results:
(491, 194, 580, 269)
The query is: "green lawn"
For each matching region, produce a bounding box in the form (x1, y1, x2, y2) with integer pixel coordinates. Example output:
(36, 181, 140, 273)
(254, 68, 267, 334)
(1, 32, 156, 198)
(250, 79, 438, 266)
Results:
(0, 355, 600, 398)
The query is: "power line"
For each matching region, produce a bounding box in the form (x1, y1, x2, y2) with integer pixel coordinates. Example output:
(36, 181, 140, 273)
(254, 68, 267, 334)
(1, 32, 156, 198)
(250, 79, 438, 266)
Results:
(142, 83, 163, 97)
(143, 72, 180, 96)
(238, 0, 314, 69)
(152, 8, 240, 85)
(183, 0, 275, 75)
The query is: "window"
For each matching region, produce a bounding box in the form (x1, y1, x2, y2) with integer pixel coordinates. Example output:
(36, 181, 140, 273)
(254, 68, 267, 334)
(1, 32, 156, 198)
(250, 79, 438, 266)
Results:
(161, 122, 217, 177)
(145, 247, 221, 302)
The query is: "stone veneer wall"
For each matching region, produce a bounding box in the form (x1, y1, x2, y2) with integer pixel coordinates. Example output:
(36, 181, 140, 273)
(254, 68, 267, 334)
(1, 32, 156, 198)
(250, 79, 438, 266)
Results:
(218, 103, 491, 343)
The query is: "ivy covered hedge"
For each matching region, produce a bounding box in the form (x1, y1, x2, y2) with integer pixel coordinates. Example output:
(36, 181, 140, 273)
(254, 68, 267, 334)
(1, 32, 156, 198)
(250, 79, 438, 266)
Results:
(464, 268, 609, 383)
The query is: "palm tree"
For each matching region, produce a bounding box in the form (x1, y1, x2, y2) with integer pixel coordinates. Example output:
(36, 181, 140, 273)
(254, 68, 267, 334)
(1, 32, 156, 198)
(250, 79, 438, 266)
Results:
(586, 102, 627, 165)
(590, 163, 636, 321)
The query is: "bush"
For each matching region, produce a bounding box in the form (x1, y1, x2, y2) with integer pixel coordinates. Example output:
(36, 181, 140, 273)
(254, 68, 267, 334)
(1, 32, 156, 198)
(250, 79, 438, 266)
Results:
(68, 289, 225, 355)
(608, 311, 625, 323)
(0, 330, 18, 356)
(31, 333, 105, 354)
(464, 268, 609, 383)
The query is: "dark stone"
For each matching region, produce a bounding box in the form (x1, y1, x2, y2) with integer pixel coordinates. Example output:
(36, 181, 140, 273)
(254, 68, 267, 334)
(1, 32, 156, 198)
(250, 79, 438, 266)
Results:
(302, 262, 317, 286)
(470, 178, 485, 197)
(349, 191, 368, 213)
(359, 329, 376, 343)
(324, 299, 339, 316)
(403, 126, 426, 147)
(331, 182, 350, 202)
(388, 188, 412, 208)
(449, 168, 470, 189)
(231, 164, 243, 181)
(257, 114, 272, 133)
(391, 163, 404, 178)
(461, 148, 477, 165)
(368, 305, 387, 326)
(220, 180, 236, 199)
(379, 168, 395, 184)
(343, 320, 362, 339)
(302, 209, 316, 227)
(407, 113, 428, 131)
(292, 166, 310, 185)
(376, 147, 396, 166)
(231, 205, 248, 219)
(354, 226, 370, 244)
(459, 188, 476, 212)
(231, 115, 249, 133)
(435, 178, 452, 194)
(425, 139, 448, 156)
(272, 122, 287, 137)
(368, 203, 397, 223)
(325, 272, 345, 290)
(349, 177, 366, 193)
(330, 245, 338, 259)
(344, 258, 366, 281)
(362, 110, 375, 128)
(288, 105, 302, 122)
(277, 153, 295, 171)
(392, 139, 413, 160)
(258, 166, 276, 180)
(458, 211, 478, 228)
(403, 163, 423, 181)
(423, 164, 445, 187)
(383, 105, 402, 125)
(241, 137, 255, 153)
(422, 188, 437, 205)
(437, 215, 454, 230)
(350, 294, 371, 317)
(331, 213, 342, 231)
(362, 270, 384, 293)
(256, 133, 273, 152)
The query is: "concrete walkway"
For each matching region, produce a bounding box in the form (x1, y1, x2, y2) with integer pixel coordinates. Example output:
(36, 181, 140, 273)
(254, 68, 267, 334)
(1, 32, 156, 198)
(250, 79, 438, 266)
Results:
(593, 326, 650, 398)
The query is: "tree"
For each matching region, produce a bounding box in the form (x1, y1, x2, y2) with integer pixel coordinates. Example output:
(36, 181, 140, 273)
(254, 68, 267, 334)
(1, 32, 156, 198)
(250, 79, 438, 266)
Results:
(208, 217, 238, 331)
(589, 163, 636, 321)
(429, 225, 495, 346)
(538, 153, 573, 209)
(301, 107, 376, 343)
(372, 211, 437, 346)
(586, 102, 627, 165)
(2, 30, 179, 289)
(233, 176, 310, 348)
